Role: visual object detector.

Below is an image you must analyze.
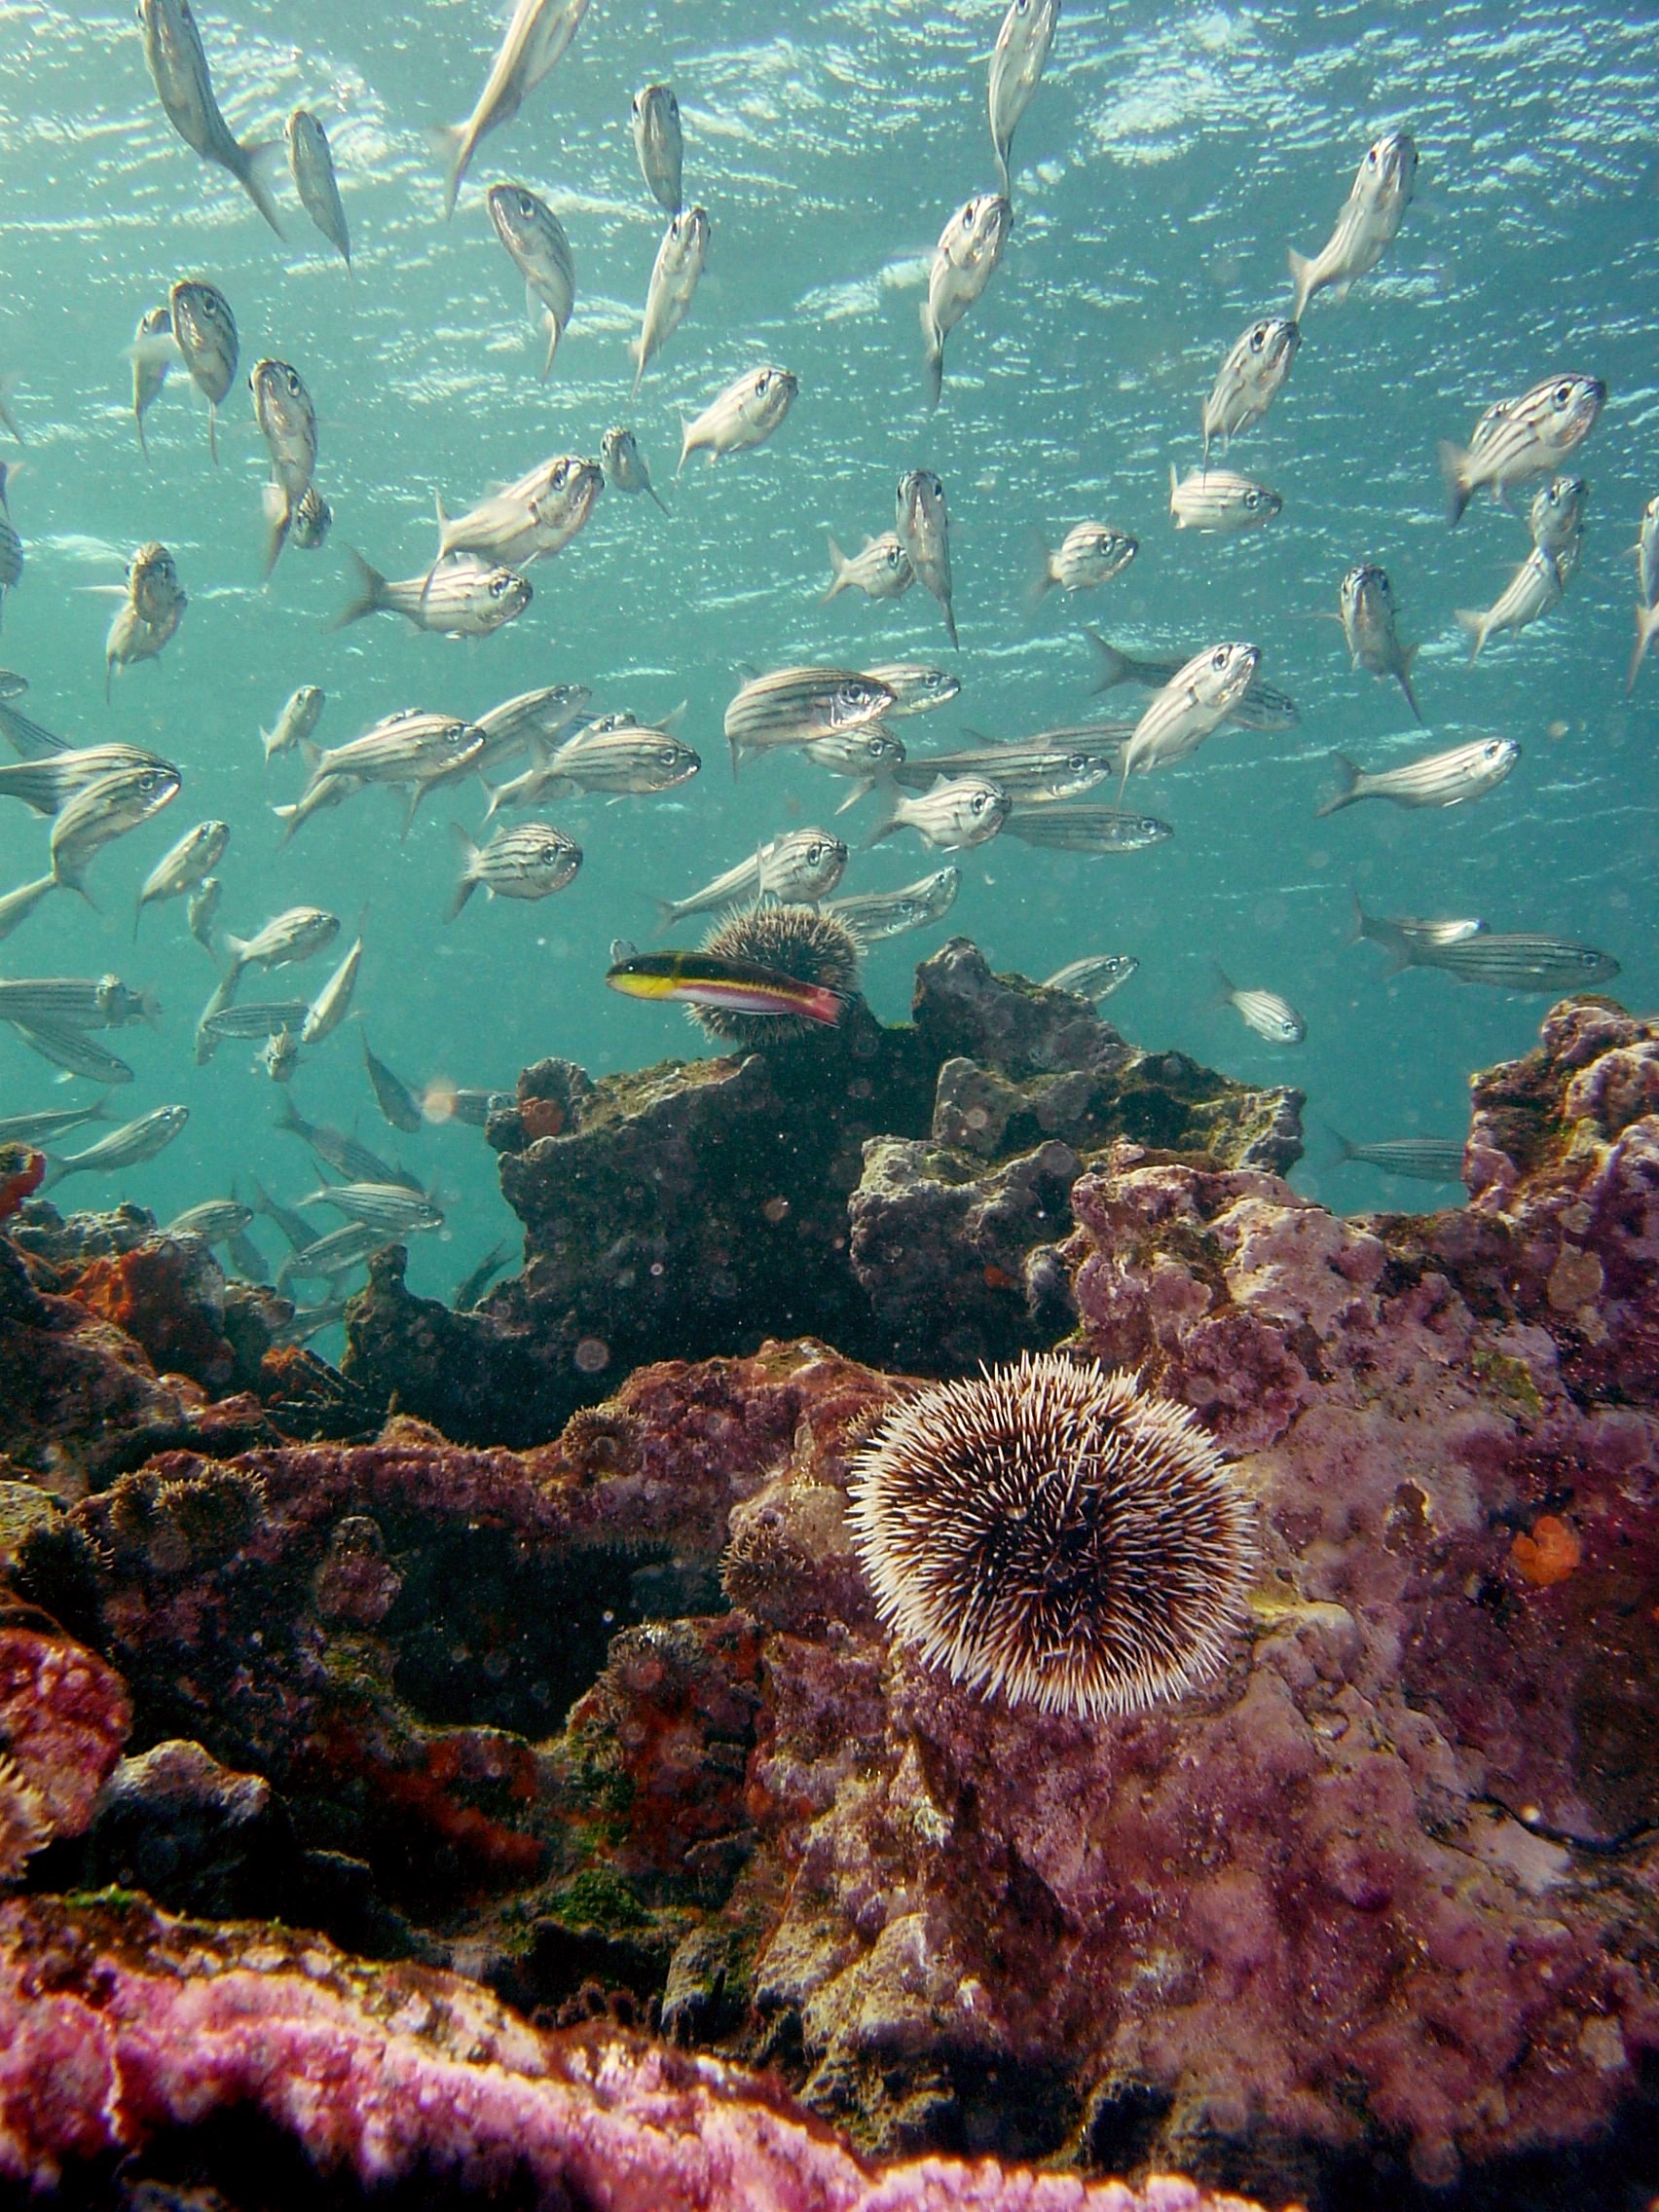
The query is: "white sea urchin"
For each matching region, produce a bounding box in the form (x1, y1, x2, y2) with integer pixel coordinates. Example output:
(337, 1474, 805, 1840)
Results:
(849, 1353, 1255, 1719)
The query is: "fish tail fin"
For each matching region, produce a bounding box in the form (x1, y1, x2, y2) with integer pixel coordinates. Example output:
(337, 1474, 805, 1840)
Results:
(1167, 461, 1182, 523)
(727, 730, 744, 783)
(1023, 530, 1056, 614)
(649, 896, 681, 937)
(993, 137, 1012, 196)
(1325, 1125, 1357, 1166)
(942, 600, 958, 650)
(676, 412, 695, 476)
(1315, 755, 1361, 818)
(822, 535, 850, 602)
(429, 124, 468, 221)
(1085, 629, 1129, 692)
(863, 786, 905, 848)
(629, 345, 645, 406)
(444, 823, 479, 922)
(236, 137, 288, 240)
(1438, 440, 1473, 528)
(208, 402, 220, 467)
(135, 410, 149, 461)
(333, 546, 385, 629)
(1397, 644, 1422, 722)
(132, 896, 144, 942)
(1287, 246, 1315, 322)
(1210, 963, 1235, 1009)
(1454, 607, 1487, 661)
(541, 311, 560, 381)
(41, 1158, 68, 1193)
(1627, 600, 1659, 693)
(260, 480, 292, 580)
(920, 305, 943, 411)
(646, 479, 669, 515)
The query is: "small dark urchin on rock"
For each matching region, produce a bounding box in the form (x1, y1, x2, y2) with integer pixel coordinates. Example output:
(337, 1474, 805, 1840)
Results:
(692, 903, 861, 1046)
(850, 1352, 1255, 1719)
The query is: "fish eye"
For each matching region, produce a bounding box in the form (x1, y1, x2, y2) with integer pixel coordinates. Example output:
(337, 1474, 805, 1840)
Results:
(285, 369, 301, 395)
(517, 192, 535, 217)
(667, 92, 679, 116)
(1249, 324, 1267, 350)
(1211, 646, 1229, 668)
(1553, 382, 1573, 406)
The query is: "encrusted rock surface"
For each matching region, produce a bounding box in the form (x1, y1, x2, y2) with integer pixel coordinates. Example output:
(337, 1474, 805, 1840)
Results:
(1, 994, 1656, 2210)
(344, 942, 1302, 1439)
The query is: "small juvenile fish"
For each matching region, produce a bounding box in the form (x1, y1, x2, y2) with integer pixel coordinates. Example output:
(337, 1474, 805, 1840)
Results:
(870, 774, 1009, 851)
(1030, 524, 1137, 603)
(250, 358, 319, 574)
(52, 762, 181, 897)
(1002, 804, 1170, 853)
(262, 685, 325, 762)
(725, 668, 895, 776)
(138, 0, 284, 236)
(679, 362, 794, 473)
(167, 279, 239, 462)
(608, 950, 844, 1028)
(656, 828, 849, 929)
(1201, 316, 1300, 462)
(1288, 129, 1417, 320)
(303, 1181, 444, 1234)
(896, 470, 956, 647)
(825, 866, 961, 944)
(487, 183, 575, 376)
(0, 465, 21, 628)
(46, 1104, 189, 1188)
(363, 1034, 425, 1132)
(301, 925, 365, 1046)
(1217, 969, 1305, 1046)
(1628, 493, 1659, 692)
(1044, 953, 1138, 1001)
(1118, 642, 1261, 787)
(448, 821, 581, 919)
(863, 664, 960, 717)
(635, 206, 711, 400)
(1440, 376, 1605, 527)
(1330, 1133, 1467, 1184)
(1530, 476, 1587, 557)
(134, 818, 229, 935)
(988, 0, 1060, 194)
(922, 192, 1012, 408)
(631, 84, 682, 212)
(200, 999, 311, 1041)
(188, 875, 222, 955)
(1339, 564, 1419, 719)
(825, 534, 914, 603)
(0, 974, 159, 1028)
(1317, 737, 1518, 817)
(168, 1198, 254, 1245)
(131, 306, 174, 457)
(1456, 545, 1565, 659)
(434, 0, 591, 219)
(105, 542, 187, 697)
(10, 1018, 134, 1084)
(1168, 466, 1281, 533)
(226, 906, 340, 978)
(286, 109, 350, 276)
(335, 550, 532, 636)
(290, 488, 332, 551)
(1086, 633, 1300, 731)
(601, 426, 667, 512)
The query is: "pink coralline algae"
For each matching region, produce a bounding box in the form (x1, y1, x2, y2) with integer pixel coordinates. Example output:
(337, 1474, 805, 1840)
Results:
(0, 1893, 1271, 2212)
(0, 1623, 130, 1869)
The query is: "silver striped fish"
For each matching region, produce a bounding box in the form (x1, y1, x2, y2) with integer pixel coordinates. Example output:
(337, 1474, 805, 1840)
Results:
(474, 684, 591, 777)
(302, 1181, 445, 1234)
(825, 866, 961, 944)
(922, 192, 1012, 407)
(1440, 375, 1604, 526)
(1087, 632, 1300, 731)
(200, 998, 312, 1041)
(1045, 953, 1138, 1001)
(132, 305, 173, 455)
(1031, 524, 1138, 602)
(335, 552, 531, 635)
(634, 206, 711, 401)
(1330, 1133, 1467, 1184)
(1355, 902, 1616, 989)
(889, 740, 1115, 800)
(250, 358, 318, 575)
(1217, 969, 1305, 1045)
(1456, 545, 1565, 659)
(1629, 493, 1659, 692)
(0, 974, 159, 1028)
(1338, 564, 1420, 719)
(0, 743, 169, 815)
(225, 906, 339, 977)
(1169, 466, 1281, 532)
(1003, 803, 1171, 853)
(487, 183, 574, 376)
(434, 0, 590, 220)
(301, 930, 364, 1046)
(825, 534, 914, 602)
(287, 109, 350, 275)
(1289, 130, 1417, 320)
(1317, 738, 1518, 817)
(541, 714, 700, 794)
(862, 664, 960, 718)
(0, 464, 21, 618)
(448, 822, 581, 919)
(51, 763, 181, 895)
(896, 470, 956, 647)
(46, 1104, 189, 1187)
(135, 819, 229, 933)
(679, 361, 794, 470)
(988, 0, 1059, 194)
(1118, 643, 1261, 786)
(301, 711, 483, 797)
(1530, 476, 1587, 556)
(870, 775, 1009, 851)
(168, 1198, 255, 1244)
(725, 668, 895, 776)
(1201, 317, 1300, 462)
(631, 84, 682, 213)
(138, 0, 284, 237)
(656, 827, 849, 929)
(0, 876, 57, 940)
(11, 1018, 134, 1084)
(277, 1223, 393, 1288)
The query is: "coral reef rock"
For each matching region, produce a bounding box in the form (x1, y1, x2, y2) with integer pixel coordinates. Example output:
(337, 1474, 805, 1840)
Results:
(345, 941, 1301, 1441)
(1, 999, 1656, 2210)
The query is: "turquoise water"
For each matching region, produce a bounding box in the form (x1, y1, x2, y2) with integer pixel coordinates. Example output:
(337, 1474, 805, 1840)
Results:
(0, 0, 1654, 1314)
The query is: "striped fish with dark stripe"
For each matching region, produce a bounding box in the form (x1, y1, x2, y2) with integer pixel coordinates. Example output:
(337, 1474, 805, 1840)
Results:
(724, 667, 895, 776)
(1169, 467, 1281, 533)
(1357, 902, 1617, 991)
(0, 743, 171, 815)
(1456, 545, 1566, 659)
(1316, 737, 1518, 816)
(1331, 1135, 1467, 1184)
(335, 550, 532, 635)
(11, 1018, 134, 1084)
(1002, 803, 1173, 853)
(473, 684, 591, 777)
(1087, 633, 1301, 731)
(301, 711, 482, 797)
(1438, 375, 1604, 527)
(890, 740, 1116, 799)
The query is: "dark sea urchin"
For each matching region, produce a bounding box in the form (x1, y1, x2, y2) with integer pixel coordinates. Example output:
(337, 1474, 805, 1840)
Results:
(693, 903, 860, 1045)
(849, 1353, 1256, 1719)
